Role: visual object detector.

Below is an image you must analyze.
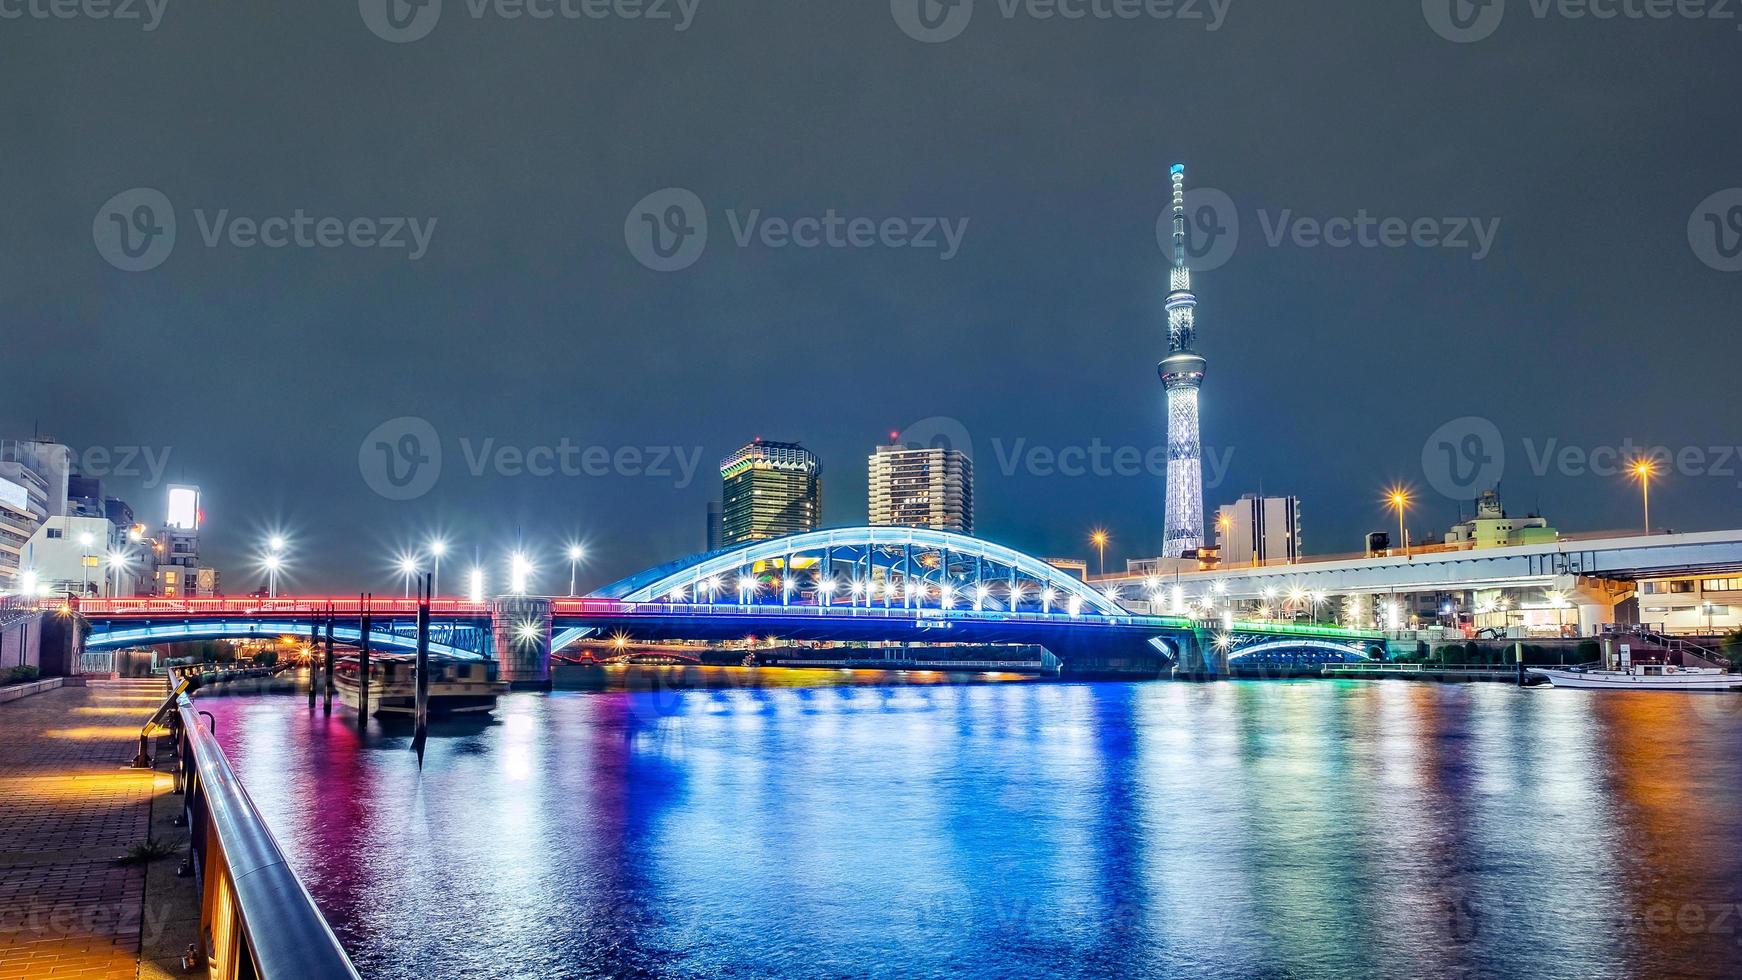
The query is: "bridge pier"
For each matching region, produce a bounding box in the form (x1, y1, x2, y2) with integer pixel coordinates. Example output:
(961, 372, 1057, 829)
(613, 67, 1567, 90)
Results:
(1172, 630, 1226, 681)
(491, 598, 553, 691)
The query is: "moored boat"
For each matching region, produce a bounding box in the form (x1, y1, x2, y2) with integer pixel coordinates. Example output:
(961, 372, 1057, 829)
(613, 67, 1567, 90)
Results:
(333, 653, 506, 715)
(1528, 664, 1742, 692)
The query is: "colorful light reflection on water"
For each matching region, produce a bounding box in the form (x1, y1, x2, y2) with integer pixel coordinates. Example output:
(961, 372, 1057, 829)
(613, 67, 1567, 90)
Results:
(200, 674, 1742, 979)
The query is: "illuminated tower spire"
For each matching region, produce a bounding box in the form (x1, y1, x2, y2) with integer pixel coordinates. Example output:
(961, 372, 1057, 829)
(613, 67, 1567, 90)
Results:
(1160, 163, 1207, 558)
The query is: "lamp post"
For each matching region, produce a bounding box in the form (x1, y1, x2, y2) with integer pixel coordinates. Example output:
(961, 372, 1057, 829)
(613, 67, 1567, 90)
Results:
(1387, 488, 1411, 558)
(510, 551, 531, 596)
(428, 539, 447, 598)
(265, 535, 285, 598)
(1090, 528, 1109, 578)
(105, 550, 128, 598)
(567, 545, 584, 597)
(398, 555, 419, 598)
(1631, 459, 1656, 535)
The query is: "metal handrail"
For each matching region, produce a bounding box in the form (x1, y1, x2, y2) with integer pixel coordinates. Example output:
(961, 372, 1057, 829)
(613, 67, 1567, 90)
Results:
(172, 693, 360, 979)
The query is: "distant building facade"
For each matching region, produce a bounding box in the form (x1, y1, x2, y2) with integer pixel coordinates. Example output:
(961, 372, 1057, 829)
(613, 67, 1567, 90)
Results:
(720, 440, 821, 546)
(1443, 489, 1557, 550)
(867, 444, 973, 534)
(1215, 494, 1302, 567)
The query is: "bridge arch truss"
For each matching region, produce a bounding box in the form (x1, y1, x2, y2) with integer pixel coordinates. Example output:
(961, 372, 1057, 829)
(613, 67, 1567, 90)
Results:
(593, 527, 1129, 618)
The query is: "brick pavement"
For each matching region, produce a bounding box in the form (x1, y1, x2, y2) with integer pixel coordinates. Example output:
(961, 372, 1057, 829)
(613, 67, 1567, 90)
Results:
(0, 680, 176, 980)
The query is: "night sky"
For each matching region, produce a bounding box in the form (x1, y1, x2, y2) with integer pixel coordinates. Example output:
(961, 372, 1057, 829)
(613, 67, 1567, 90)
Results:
(3, 0, 1738, 594)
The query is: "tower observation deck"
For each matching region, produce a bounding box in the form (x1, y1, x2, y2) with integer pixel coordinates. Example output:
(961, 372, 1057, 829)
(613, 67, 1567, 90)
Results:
(1161, 163, 1207, 558)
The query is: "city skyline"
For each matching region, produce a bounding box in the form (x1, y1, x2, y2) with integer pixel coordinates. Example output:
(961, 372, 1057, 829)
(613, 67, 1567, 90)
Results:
(4, 7, 1738, 591)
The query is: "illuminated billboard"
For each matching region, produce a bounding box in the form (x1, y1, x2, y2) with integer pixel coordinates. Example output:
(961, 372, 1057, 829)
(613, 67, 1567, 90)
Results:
(166, 485, 201, 530)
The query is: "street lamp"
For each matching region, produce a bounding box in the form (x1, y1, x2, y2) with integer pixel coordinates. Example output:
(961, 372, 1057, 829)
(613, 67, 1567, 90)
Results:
(566, 545, 584, 597)
(1386, 487, 1411, 558)
(264, 535, 286, 598)
(397, 554, 420, 598)
(105, 551, 129, 598)
(1631, 458, 1656, 535)
(263, 553, 283, 599)
(510, 551, 532, 596)
(1090, 528, 1109, 577)
(428, 539, 447, 598)
(468, 566, 486, 603)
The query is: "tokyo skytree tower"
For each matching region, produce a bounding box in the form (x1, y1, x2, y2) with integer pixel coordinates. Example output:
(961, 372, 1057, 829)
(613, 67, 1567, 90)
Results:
(1159, 163, 1208, 558)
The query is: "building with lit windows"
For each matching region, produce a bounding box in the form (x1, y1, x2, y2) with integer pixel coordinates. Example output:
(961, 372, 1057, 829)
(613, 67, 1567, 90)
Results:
(719, 440, 821, 546)
(867, 443, 973, 534)
(1215, 494, 1301, 567)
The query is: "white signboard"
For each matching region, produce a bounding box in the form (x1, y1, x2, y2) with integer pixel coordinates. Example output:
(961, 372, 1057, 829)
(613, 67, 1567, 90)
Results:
(0, 477, 27, 514)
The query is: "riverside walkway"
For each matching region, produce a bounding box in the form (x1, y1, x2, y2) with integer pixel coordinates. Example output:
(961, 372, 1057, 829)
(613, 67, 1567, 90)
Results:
(0, 679, 188, 980)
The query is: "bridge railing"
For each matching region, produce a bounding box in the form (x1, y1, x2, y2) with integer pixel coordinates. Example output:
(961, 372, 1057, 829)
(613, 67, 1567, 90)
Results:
(75, 597, 491, 617)
(170, 692, 361, 979)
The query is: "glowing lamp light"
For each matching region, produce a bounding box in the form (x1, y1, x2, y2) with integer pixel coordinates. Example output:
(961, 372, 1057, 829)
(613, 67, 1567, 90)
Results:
(509, 551, 532, 595)
(468, 567, 486, 602)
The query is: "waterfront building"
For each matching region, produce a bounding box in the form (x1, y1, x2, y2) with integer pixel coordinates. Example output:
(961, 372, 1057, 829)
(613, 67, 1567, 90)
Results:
(1160, 164, 1209, 558)
(1442, 489, 1557, 550)
(867, 443, 973, 534)
(1636, 573, 1742, 634)
(1045, 558, 1090, 580)
(0, 440, 70, 589)
(1215, 494, 1302, 567)
(157, 484, 218, 597)
(719, 440, 821, 546)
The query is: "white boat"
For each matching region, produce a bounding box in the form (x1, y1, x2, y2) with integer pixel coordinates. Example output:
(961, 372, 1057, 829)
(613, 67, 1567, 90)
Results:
(333, 653, 506, 715)
(1528, 664, 1742, 692)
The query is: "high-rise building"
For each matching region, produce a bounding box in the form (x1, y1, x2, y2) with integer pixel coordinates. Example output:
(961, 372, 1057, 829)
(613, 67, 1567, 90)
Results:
(0, 440, 68, 589)
(719, 440, 821, 546)
(867, 443, 973, 534)
(1215, 494, 1301, 567)
(1160, 164, 1208, 558)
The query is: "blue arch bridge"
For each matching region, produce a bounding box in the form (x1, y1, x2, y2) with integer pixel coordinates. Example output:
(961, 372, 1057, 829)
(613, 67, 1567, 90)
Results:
(72, 528, 1384, 685)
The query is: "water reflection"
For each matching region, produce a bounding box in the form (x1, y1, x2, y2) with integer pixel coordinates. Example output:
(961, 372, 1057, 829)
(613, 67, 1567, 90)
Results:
(201, 674, 1742, 979)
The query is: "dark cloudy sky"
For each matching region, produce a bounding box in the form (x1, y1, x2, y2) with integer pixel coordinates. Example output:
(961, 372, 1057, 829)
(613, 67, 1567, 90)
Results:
(3, 0, 1738, 594)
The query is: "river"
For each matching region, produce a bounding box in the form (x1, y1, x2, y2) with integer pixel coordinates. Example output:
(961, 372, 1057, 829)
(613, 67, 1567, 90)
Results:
(198, 671, 1742, 978)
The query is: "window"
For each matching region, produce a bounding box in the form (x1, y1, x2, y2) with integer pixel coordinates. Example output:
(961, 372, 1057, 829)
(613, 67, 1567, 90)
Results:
(47, 528, 62, 539)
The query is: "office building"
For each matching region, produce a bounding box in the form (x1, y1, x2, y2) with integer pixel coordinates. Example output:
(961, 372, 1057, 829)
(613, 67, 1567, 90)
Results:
(720, 440, 821, 545)
(867, 443, 973, 534)
(1215, 494, 1302, 567)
